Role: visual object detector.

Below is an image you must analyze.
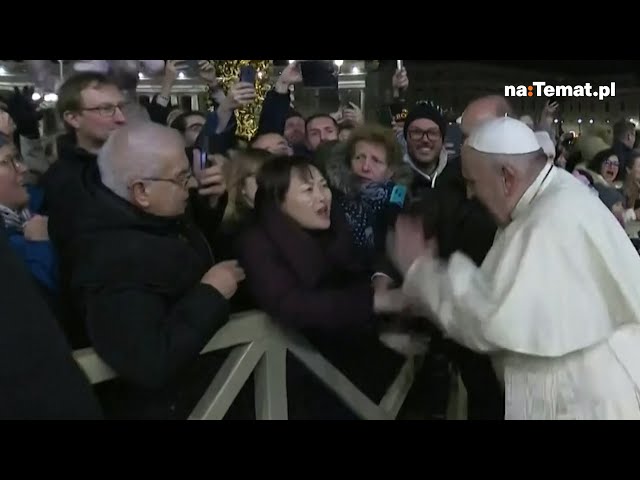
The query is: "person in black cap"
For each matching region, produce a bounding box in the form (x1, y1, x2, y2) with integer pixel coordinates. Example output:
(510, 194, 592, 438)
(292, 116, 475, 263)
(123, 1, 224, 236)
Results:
(379, 99, 503, 420)
(402, 101, 450, 194)
(283, 108, 307, 151)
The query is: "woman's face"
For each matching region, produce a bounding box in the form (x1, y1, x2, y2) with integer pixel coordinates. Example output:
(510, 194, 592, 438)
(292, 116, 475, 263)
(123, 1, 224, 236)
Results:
(281, 165, 332, 230)
(241, 173, 258, 209)
(350, 140, 391, 184)
(600, 154, 619, 183)
(0, 145, 29, 210)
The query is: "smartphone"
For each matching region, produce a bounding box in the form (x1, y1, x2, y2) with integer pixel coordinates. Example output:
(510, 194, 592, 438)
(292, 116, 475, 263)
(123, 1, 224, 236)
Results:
(397, 60, 403, 71)
(340, 92, 355, 110)
(389, 102, 408, 123)
(196, 135, 212, 171)
(389, 185, 407, 207)
(300, 60, 338, 88)
(239, 65, 256, 84)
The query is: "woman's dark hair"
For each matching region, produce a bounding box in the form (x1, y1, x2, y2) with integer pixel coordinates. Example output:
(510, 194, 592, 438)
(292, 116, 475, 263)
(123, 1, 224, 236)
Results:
(587, 148, 617, 173)
(169, 111, 206, 133)
(255, 155, 327, 211)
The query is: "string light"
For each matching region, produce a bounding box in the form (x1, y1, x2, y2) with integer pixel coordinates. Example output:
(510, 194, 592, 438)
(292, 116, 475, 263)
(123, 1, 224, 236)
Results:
(32, 92, 42, 101)
(351, 66, 360, 74)
(178, 72, 186, 80)
(334, 60, 344, 67)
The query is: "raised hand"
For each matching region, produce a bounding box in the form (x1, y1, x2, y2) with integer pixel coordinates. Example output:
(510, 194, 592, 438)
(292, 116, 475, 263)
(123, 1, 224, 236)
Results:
(275, 61, 302, 94)
(220, 81, 257, 111)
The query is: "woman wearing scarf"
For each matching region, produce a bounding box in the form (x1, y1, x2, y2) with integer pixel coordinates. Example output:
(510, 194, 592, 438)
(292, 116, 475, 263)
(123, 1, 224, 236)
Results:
(0, 135, 58, 307)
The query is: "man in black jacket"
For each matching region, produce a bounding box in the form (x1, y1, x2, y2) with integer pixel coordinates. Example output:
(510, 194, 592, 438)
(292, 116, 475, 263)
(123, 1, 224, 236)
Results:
(0, 218, 102, 420)
(70, 123, 245, 419)
(382, 98, 508, 419)
(41, 72, 230, 347)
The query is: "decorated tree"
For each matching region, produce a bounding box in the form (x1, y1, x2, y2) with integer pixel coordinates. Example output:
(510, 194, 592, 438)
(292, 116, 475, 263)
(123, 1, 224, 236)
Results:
(204, 60, 273, 141)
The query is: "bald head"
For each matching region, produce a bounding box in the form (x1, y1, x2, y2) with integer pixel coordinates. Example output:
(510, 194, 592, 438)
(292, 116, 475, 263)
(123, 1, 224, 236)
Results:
(460, 95, 513, 137)
(98, 122, 188, 200)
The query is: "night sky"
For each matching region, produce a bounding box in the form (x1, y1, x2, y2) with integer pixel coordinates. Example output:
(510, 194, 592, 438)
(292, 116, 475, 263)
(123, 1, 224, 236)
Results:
(394, 60, 640, 75)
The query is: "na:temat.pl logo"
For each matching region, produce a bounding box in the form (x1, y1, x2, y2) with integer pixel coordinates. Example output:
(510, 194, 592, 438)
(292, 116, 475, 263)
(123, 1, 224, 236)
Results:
(504, 81, 616, 101)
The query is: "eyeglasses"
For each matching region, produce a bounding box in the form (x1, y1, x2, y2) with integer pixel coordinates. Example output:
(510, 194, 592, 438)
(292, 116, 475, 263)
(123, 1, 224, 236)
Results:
(81, 102, 130, 117)
(139, 171, 193, 189)
(604, 159, 619, 167)
(407, 128, 441, 142)
(0, 152, 23, 171)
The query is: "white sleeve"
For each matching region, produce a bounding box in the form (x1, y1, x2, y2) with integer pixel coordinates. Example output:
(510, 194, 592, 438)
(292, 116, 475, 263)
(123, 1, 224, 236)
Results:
(623, 208, 637, 224)
(402, 253, 497, 353)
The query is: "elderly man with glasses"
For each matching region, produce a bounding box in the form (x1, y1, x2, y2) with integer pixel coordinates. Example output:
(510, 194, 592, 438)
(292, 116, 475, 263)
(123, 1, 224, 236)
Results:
(40, 72, 228, 349)
(69, 122, 245, 420)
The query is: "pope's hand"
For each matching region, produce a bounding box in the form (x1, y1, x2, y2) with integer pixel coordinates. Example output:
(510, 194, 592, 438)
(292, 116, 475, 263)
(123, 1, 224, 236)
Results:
(389, 214, 438, 276)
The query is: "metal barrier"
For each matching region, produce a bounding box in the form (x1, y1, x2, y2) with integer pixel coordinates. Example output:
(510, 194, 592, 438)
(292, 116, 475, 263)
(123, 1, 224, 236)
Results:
(73, 310, 428, 420)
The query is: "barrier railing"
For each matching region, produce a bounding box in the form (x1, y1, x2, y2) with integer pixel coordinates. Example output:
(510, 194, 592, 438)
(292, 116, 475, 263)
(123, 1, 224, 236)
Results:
(73, 310, 464, 420)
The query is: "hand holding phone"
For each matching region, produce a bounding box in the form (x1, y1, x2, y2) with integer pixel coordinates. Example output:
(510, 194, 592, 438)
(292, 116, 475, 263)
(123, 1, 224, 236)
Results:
(192, 148, 226, 198)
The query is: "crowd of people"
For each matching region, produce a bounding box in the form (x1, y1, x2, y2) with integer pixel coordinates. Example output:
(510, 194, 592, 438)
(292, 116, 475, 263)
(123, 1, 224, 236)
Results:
(2, 60, 640, 420)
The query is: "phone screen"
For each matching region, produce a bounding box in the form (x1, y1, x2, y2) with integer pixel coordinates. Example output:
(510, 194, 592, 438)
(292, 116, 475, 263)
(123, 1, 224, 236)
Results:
(196, 134, 212, 170)
(389, 102, 408, 123)
(239, 65, 256, 84)
(300, 61, 338, 88)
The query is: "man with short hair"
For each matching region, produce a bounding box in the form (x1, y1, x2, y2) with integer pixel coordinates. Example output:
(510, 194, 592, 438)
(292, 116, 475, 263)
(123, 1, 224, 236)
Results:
(306, 114, 339, 152)
(38, 73, 127, 343)
(250, 132, 293, 156)
(381, 96, 510, 419)
(612, 120, 636, 181)
(170, 111, 207, 148)
(72, 123, 244, 419)
(42, 72, 228, 347)
(284, 110, 306, 147)
(393, 116, 640, 419)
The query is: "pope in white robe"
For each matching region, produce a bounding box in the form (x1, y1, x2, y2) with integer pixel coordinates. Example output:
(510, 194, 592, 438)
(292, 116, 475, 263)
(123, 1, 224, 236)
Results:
(391, 116, 640, 420)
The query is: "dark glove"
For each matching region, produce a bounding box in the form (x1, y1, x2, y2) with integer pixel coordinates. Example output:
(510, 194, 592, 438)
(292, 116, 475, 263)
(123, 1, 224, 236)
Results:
(7, 86, 43, 139)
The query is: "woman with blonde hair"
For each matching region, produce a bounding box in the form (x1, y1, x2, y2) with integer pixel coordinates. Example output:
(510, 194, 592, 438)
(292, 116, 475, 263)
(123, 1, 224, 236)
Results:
(222, 148, 273, 224)
(321, 124, 411, 264)
(214, 148, 273, 312)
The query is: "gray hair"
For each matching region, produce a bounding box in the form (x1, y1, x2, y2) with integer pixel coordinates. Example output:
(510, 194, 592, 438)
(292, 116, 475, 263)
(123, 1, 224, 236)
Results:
(97, 123, 183, 199)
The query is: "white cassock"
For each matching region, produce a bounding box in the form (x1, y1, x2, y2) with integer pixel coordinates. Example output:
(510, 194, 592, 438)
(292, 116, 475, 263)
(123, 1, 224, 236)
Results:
(404, 163, 640, 420)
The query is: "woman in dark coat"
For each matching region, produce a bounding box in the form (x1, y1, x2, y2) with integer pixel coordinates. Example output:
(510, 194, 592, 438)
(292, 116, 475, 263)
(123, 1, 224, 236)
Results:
(238, 155, 406, 419)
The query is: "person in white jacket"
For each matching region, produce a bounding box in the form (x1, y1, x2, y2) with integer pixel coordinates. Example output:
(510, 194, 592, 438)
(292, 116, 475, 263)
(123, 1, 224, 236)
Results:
(390, 116, 640, 420)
